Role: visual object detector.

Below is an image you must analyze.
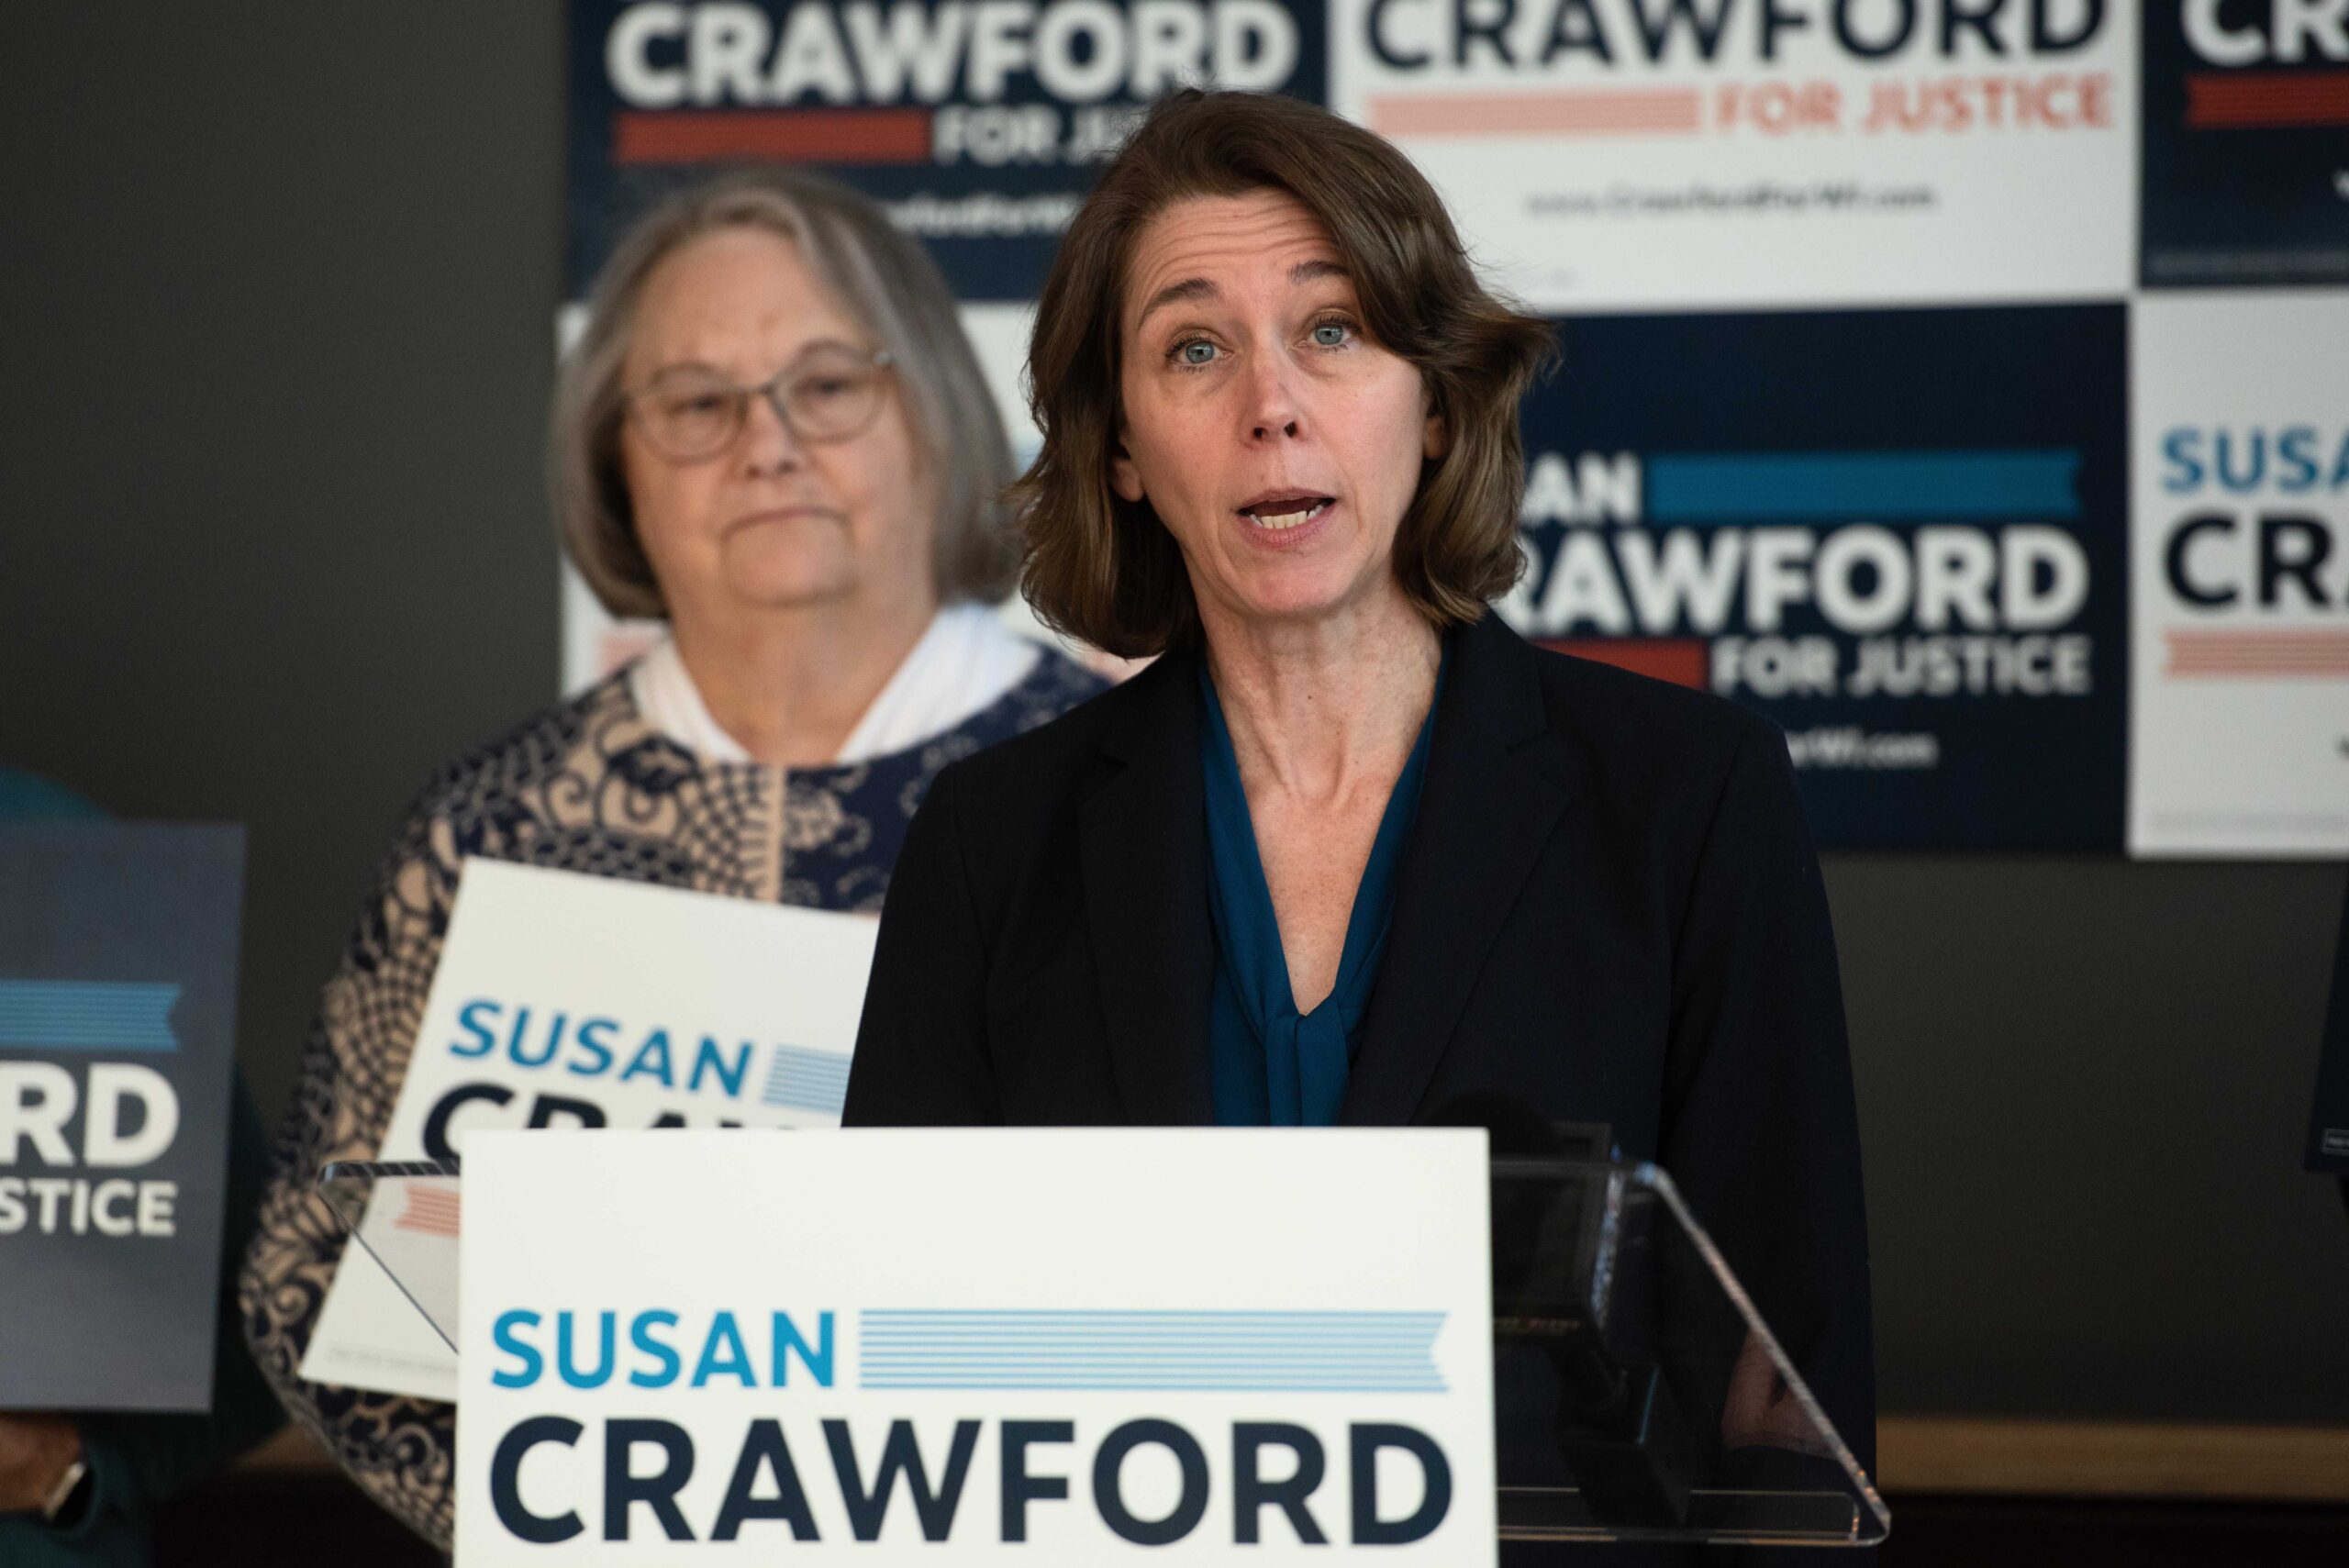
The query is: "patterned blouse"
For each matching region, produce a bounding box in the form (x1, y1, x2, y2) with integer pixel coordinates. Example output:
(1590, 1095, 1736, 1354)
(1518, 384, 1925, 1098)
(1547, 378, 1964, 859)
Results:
(238, 651, 1103, 1547)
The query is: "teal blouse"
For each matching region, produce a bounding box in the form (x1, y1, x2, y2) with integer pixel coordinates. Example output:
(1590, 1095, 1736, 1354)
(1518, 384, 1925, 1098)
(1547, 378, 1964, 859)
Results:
(1200, 663, 1440, 1126)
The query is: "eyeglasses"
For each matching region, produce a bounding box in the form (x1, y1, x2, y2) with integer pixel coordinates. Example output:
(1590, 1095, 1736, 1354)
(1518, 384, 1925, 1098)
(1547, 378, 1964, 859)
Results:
(624, 346, 896, 463)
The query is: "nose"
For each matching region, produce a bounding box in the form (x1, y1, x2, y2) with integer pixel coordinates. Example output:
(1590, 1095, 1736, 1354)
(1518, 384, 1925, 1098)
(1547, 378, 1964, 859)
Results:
(740, 384, 806, 475)
(1242, 350, 1304, 445)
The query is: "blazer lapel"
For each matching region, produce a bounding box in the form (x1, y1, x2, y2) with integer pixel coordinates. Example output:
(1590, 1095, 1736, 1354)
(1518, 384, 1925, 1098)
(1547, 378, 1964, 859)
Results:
(1079, 650, 1218, 1124)
(1341, 614, 1573, 1125)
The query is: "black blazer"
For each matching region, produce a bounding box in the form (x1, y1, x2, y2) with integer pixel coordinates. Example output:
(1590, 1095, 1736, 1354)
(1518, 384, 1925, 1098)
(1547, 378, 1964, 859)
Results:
(845, 609, 1875, 1492)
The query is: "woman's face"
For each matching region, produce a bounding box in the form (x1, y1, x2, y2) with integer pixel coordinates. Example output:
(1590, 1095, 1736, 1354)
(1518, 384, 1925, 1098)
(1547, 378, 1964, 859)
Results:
(619, 227, 937, 631)
(1112, 188, 1444, 634)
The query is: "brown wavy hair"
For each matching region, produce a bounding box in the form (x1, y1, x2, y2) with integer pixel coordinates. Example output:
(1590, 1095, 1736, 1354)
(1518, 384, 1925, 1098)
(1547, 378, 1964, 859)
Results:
(1012, 90, 1557, 658)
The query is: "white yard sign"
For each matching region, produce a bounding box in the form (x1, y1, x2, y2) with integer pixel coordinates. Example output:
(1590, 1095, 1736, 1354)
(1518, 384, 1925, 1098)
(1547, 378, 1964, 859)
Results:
(2130, 293, 2349, 857)
(1330, 0, 2135, 310)
(457, 1129, 1497, 1564)
(302, 860, 877, 1398)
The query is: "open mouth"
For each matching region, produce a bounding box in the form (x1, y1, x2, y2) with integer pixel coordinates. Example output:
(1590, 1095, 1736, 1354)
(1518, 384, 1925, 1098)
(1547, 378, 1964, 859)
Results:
(1237, 494, 1334, 531)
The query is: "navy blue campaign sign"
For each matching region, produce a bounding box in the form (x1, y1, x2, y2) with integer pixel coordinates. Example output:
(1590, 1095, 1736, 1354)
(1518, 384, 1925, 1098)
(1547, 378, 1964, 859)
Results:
(1500, 306, 2127, 850)
(0, 823, 245, 1410)
(2142, 0, 2349, 287)
(566, 0, 1328, 301)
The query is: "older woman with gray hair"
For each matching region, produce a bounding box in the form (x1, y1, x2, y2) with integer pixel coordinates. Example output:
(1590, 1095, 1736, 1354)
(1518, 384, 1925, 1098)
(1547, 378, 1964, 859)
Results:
(239, 169, 1100, 1547)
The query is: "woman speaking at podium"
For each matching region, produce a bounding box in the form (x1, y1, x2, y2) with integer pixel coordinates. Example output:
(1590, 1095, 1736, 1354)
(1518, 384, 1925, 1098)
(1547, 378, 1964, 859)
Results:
(241, 171, 1101, 1547)
(845, 89, 1875, 1492)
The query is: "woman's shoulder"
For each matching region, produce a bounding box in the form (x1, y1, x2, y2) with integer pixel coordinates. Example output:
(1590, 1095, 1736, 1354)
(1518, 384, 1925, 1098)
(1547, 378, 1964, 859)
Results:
(994, 640, 1114, 730)
(1501, 621, 1789, 815)
(1483, 628, 1821, 882)
(939, 645, 1163, 793)
(1531, 639, 1775, 750)
(403, 676, 629, 821)
(863, 639, 1116, 794)
(379, 674, 731, 881)
(885, 656, 1168, 890)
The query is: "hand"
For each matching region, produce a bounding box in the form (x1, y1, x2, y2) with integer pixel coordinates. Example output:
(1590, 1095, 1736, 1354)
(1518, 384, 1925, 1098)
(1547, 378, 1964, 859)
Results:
(0, 1414, 83, 1515)
(1719, 1331, 1835, 1459)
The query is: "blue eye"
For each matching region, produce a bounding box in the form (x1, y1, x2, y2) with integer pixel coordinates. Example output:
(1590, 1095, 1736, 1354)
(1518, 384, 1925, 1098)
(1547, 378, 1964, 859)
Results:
(1311, 320, 1350, 348)
(1177, 340, 1218, 366)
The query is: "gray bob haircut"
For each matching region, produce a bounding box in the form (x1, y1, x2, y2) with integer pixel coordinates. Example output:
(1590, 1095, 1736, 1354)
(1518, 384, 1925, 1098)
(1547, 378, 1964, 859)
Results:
(550, 169, 1019, 617)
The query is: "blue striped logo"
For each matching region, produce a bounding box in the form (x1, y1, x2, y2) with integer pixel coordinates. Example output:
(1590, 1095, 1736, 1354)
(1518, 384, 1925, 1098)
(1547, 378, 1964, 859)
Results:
(859, 1311, 1447, 1394)
(0, 979, 181, 1052)
(761, 1045, 851, 1114)
(1647, 450, 2080, 523)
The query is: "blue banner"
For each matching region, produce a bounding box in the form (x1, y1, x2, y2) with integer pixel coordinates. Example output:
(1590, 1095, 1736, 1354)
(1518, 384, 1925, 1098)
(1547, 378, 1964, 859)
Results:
(0, 980, 183, 1053)
(859, 1309, 1449, 1392)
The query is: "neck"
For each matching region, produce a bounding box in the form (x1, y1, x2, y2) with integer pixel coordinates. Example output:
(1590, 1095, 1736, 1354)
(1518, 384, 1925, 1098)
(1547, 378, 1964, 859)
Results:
(1200, 585, 1442, 804)
(670, 589, 937, 768)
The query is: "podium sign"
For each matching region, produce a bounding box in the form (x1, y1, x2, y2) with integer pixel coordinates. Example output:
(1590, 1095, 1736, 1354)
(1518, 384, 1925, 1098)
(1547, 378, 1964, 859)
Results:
(0, 822, 245, 1410)
(304, 860, 879, 1400)
(455, 1129, 1497, 1564)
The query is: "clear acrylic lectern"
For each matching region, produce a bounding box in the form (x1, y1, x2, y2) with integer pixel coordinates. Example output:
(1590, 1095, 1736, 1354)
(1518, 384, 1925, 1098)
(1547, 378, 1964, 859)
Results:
(321, 1152, 1887, 1549)
(320, 1159, 462, 1350)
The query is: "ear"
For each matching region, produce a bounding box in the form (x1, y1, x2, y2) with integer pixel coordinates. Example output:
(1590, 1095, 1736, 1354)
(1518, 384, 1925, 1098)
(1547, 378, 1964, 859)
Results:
(1109, 426, 1145, 503)
(1421, 408, 1449, 462)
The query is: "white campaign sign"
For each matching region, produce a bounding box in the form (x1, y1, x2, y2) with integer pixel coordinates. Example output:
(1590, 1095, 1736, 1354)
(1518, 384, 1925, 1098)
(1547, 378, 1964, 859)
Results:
(456, 1129, 1497, 1565)
(302, 860, 878, 1399)
(2130, 293, 2349, 857)
(1330, 0, 2134, 310)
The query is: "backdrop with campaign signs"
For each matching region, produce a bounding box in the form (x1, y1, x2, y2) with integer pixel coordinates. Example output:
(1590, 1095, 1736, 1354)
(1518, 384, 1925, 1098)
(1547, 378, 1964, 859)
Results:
(456, 1129, 1495, 1563)
(303, 858, 879, 1400)
(0, 822, 245, 1410)
(561, 0, 2349, 855)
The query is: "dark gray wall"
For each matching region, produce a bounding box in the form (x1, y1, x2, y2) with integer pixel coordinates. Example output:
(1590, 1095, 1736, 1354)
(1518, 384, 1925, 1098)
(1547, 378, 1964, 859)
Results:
(1, 5, 563, 1119)
(1838, 859, 2346, 1419)
(6, 5, 2344, 1425)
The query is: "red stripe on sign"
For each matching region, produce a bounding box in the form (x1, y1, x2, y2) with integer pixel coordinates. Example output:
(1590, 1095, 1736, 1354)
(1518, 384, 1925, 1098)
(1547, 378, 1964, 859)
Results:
(614, 110, 933, 165)
(1538, 639, 1709, 689)
(1368, 89, 1702, 138)
(395, 1185, 462, 1238)
(2185, 71, 2349, 128)
(2166, 629, 2349, 677)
